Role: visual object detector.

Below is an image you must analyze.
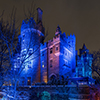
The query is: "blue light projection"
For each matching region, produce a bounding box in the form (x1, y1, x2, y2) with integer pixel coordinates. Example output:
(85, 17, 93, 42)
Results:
(76, 44, 93, 78)
(13, 16, 45, 85)
(20, 19, 41, 73)
(13, 8, 93, 86)
(59, 33, 76, 78)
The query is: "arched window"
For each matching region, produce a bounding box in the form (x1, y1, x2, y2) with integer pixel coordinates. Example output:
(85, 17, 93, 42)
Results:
(50, 75, 56, 80)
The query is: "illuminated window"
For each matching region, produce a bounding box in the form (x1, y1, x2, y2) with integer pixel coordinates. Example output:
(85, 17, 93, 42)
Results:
(14, 65, 17, 69)
(50, 60, 53, 67)
(50, 48, 53, 54)
(27, 77, 31, 85)
(42, 61, 44, 68)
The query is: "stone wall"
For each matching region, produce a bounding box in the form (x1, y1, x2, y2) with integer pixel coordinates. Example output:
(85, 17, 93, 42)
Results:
(17, 85, 92, 100)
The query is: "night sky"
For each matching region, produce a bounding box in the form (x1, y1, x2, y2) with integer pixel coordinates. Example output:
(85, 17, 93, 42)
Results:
(0, 0, 100, 52)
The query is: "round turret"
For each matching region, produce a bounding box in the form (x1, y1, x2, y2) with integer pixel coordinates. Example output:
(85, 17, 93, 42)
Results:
(21, 17, 36, 32)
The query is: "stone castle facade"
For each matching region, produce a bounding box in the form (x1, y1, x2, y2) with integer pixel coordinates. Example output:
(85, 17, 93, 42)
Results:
(40, 26, 76, 83)
(14, 8, 93, 85)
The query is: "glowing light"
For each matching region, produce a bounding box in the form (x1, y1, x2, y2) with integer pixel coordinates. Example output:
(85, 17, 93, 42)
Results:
(3, 84, 5, 86)
(10, 84, 12, 86)
(29, 86, 31, 88)
(42, 65, 44, 68)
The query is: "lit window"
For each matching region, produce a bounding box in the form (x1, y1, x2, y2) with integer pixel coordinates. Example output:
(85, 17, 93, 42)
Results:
(27, 77, 31, 85)
(42, 61, 44, 68)
(14, 65, 17, 68)
(42, 65, 44, 68)
(50, 48, 53, 54)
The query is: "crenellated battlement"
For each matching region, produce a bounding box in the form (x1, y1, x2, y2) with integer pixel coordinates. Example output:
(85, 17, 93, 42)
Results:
(67, 34, 76, 43)
(48, 39, 54, 47)
(40, 42, 47, 50)
(67, 34, 75, 39)
(21, 17, 36, 32)
(60, 32, 67, 43)
(47, 32, 76, 49)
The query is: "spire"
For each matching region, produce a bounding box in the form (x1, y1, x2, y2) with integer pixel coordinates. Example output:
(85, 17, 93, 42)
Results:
(82, 43, 87, 50)
(79, 43, 89, 55)
(55, 25, 61, 35)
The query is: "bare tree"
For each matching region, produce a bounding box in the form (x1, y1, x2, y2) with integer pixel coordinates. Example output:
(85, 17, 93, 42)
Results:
(92, 50, 100, 77)
(0, 11, 46, 100)
(0, 8, 19, 87)
(0, 8, 21, 99)
(0, 1, 49, 99)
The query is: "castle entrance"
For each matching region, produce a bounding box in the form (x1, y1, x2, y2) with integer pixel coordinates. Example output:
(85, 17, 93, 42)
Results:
(50, 75, 56, 80)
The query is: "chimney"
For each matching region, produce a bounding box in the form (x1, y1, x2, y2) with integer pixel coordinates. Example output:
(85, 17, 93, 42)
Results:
(37, 8, 43, 23)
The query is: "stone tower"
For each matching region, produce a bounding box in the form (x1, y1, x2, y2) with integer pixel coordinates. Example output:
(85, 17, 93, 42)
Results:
(40, 26, 76, 82)
(76, 44, 93, 77)
(19, 8, 44, 85)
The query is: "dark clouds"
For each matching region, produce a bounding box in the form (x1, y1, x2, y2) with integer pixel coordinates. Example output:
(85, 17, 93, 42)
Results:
(0, 0, 100, 51)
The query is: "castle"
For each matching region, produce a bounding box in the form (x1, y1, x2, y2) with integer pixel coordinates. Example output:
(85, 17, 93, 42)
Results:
(14, 8, 93, 85)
